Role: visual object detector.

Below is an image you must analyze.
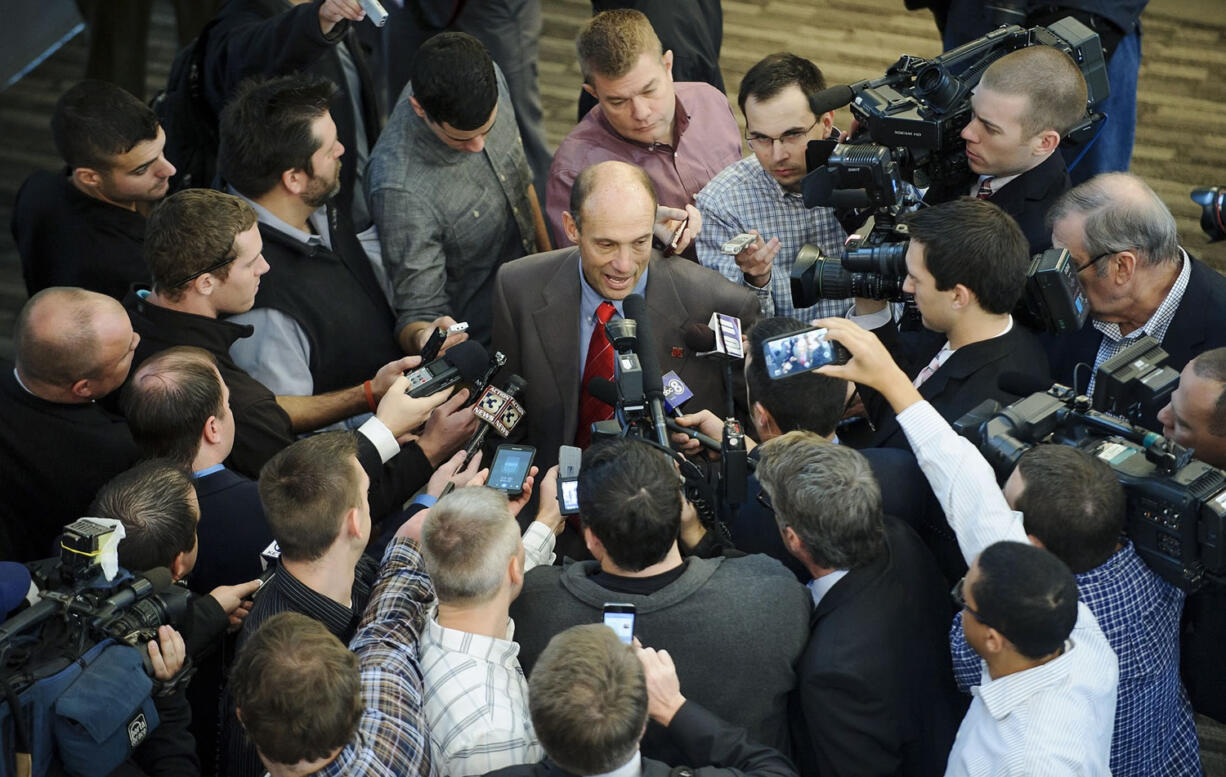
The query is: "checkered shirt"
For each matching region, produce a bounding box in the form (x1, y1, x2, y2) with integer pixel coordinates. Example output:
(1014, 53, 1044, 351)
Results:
(695, 155, 848, 321)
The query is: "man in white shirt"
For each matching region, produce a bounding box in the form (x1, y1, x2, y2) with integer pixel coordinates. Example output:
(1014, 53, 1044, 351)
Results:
(813, 315, 1119, 777)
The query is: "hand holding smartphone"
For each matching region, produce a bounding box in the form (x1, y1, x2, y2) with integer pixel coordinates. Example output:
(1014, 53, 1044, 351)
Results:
(761, 326, 851, 380)
(488, 444, 536, 497)
(603, 603, 636, 645)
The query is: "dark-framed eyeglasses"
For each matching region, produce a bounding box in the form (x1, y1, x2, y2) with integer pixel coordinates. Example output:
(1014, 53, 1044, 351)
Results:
(166, 254, 237, 290)
(1074, 250, 1117, 274)
(951, 576, 1000, 631)
(745, 117, 821, 152)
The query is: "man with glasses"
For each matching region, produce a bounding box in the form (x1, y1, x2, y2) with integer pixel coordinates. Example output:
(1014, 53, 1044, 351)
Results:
(1045, 172, 1226, 430)
(695, 53, 849, 320)
(367, 32, 550, 352)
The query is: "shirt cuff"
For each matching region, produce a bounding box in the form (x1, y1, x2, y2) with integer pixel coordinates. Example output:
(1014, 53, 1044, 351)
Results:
(845, 301, 893, 330)
(523, 521, 557, 570)
(358, 417, 400, 464)
(411, 494, 437, 509)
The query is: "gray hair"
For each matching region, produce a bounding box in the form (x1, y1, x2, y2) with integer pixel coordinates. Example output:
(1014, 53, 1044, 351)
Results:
(1047, 172, 1180, 276)
(421, 487, 521, 603)
(756, 431, 886, 570)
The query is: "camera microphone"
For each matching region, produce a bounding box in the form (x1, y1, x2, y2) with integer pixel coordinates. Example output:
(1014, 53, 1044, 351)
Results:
(623, 294, 671, 449)
(405, 340, 489, 398)
(812, 84, 856, 116)
(463, 374, 528, 465)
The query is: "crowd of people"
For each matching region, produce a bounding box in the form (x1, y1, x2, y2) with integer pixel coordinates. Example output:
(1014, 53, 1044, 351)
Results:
(4, 0, 1225, 775)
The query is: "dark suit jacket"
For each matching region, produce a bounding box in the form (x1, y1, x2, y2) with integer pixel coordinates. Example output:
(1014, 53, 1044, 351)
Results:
(985, 148, 1070, 256)
(484, 700, 797, 777)
(491, 247, 760, 478)
(1043, 253, 1226, 430)
(189, 466, 271, 596)
(794, 516, 962, 777)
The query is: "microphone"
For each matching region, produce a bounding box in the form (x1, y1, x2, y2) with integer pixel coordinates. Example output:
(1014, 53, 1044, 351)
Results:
(998, 372, 1057, 398)
(404, 341, 489, 398)
(92, 567, 175, 622)
(812, 84, 856, 115)
(0, 562, 32, 619)
(623, 294, 670, 448)
(590, 377, 721, 451)
(682, 316, 742, 418)
(463, 375, 528, 463)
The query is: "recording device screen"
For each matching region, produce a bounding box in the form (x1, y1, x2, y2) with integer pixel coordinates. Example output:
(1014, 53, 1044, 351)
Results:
(560, 479, 579, 513)
(602, 604, 636, 645)
(488, 445, 535, 495)
(763, 328, 837, 379)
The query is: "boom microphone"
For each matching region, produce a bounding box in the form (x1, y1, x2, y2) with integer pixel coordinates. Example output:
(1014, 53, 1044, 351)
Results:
(812, 84, 856, 116)
(463, 375, 528, 464)
(405, 341, 489, 398)
(623, 294, 670, 448)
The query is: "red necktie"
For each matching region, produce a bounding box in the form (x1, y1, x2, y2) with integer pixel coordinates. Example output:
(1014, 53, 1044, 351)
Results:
(976, 177, 994, 200)
(575, 301, 617, 447)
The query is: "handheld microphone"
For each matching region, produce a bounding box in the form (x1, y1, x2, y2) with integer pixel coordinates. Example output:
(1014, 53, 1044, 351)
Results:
(590, 376, 722, 452)
(404, 341, 489, 398)
(623, 294, 670, 448)
(463, 375, 528, 463)
(682, 316, 742, 418)
(721, 419, 749, 504)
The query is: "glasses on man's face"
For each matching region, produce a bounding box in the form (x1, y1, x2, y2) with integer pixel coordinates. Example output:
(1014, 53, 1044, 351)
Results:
(951, 577, 999, 631)
(1075, 249, 1123, 274)
(745, 117, 820, 153)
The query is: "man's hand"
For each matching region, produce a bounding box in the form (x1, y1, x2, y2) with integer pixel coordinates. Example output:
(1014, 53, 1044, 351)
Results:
(208, 579, 262, 632)
(415, 315, 469, 356)
(468, 466, 539, 517)
(533, 465, 565, 535)
(415, 388, 480, 464)
(634, 641, 687, 727)
(653, 204, 702, 255)
(319, 0, 365, 37)
(426, 449, 484, 497)
(395, 508, 429, 543)
(147, 625, 186, 682)
(678, 492, 707, 551)
(371, 356, 420, 399)
(735, 230, 781, 288)
(669, 409, 727, 457)
(810, 317, 920, 413)
(375, 375, 452, 439)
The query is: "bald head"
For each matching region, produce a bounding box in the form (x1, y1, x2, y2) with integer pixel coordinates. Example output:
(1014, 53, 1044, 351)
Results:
(568, 161, 658, 233)
(14, 287, 139, 401)
(566, 162, 659, 300)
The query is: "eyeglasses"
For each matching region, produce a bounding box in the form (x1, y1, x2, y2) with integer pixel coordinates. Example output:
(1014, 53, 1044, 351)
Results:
(951, 577, 1000, 631)
(166, 253, 237, 290)
(746, 117, 821, 152)
(1074, 250, 1117, 274)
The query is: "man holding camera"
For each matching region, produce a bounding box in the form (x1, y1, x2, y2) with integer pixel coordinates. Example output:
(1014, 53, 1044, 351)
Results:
(694, 53, 848, 321)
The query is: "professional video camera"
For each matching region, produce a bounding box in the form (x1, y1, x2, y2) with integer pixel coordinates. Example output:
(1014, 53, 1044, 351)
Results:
(955, 339, 1220, 591)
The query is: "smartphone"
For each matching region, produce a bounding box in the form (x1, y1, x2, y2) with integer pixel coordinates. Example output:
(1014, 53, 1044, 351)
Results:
(603, 603, 636, 645)
(419, 327, 447, 363)
(720, 233, 757, 255)
(761, 327, 849, 380)
(557, 445, 581, 516)
(488, 444, 536, 496)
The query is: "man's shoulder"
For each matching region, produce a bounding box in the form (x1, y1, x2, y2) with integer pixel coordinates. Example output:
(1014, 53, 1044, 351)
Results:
(675, 81, 736, 114)
(553, 115, 623, 171)
(698, 156, 762, 202)
(497, 247, 578, 286)
(1186, 253, 1226, 301)
(652, 255, 755, 303)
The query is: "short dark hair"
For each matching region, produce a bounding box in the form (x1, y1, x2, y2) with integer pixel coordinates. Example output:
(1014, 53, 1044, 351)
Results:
(145, 189, 256, 300)
(1013, 445, 1125, 573)
(51, 80, 159, 171)
(230, 613, 361, 766)
(746, 317, 848, 437)
(90, 459, 197, 572)
(577, 439, 680, 571)
(258, 432, 362, 562)
(1192, 348, 1226, 436)
(218, 74, 338, 199)
(903, 198, 1029, 314)
(756, 432, 886, 569)
(528, 624, 647, 774)
(973, 541, 1078, 659)
(410, 32, 498, 131)
(569, 162, 657, 233)
(737, 53, 828, 117)
(123, 347, 224, 468)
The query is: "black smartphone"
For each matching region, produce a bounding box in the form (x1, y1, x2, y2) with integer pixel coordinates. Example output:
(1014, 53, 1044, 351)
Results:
(603, 603, 636, 645)
(488, 444, 536, 496)
(557, 445, 581, 515)
(761, 326, 849, 380)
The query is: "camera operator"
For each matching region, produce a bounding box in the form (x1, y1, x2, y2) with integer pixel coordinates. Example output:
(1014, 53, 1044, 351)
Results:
(1045, 173, 1226, 430)
(848, 197, 1049, 450)
(485, 624, 798, 777)
(815, 316, 1139, 775)
(754, 434, 961, 777)
(928, 46, 1086, 255)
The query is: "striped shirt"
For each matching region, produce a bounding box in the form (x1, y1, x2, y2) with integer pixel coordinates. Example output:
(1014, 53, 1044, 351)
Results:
(695, 155, 848, 321)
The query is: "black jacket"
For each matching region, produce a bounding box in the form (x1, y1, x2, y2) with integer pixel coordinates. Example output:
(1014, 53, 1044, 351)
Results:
(985, 151, 1070, 256)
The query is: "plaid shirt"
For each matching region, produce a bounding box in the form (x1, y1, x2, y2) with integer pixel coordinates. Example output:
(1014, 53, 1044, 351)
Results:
(695, 155, 848, 321)
(949, 541, 1200, 776)
(317, 539, 437, 777)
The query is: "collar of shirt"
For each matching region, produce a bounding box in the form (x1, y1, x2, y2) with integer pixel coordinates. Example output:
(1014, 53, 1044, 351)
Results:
(971, 172, 1021, 195)
(592, 750, 642, 777)
(229, 186, 330, 249)
(1092, 248, 1190, 344)
(274, 564, 358, 637)
(807, 569, 849, 607)
(193, 463, 226, 478)
(925, 315, 1014, 370)
(975, 638, 1075, 720)
(578, 258, 650, 325)
(423, 615, 521, 667)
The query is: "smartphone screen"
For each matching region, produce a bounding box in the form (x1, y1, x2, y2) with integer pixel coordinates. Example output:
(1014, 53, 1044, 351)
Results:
(762, 327, 837, 380)
(559, 479, 579, 513)
(488, 445, 535, 495)
(603, 604, 636, 645)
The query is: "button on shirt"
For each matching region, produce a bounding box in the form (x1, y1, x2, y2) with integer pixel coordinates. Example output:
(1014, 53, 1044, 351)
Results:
(696, 154, 849, 320)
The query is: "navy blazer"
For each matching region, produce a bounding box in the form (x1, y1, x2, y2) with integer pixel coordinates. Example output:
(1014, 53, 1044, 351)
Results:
(985, 151, 1070, 256)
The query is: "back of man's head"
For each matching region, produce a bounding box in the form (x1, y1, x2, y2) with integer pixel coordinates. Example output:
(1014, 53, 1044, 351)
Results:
(756, 432, 886, 570)
(746, 317, 848, 437)
(218, 74, 338, 199)
(51, 80, 159, 172)
(979, 47, 1087, 139)
(1011, 444, 1125, 573)
(421, 487, 521, 604)
(258, 432, 361, 562)
(1047, 172, 1180, 271)
(145, 189, 257, 302)
(123, 346, 225, 468)
(528, 624, 647, 775)
(737, 53, 827, 116)
(230, 612, 361, 768)
(90, 459, 197, 573)
(14, 287, 123, 389)
(576, 9, 662, 84)
(410, 32, 497, 132)
(904, 197, 1029, 314)
(578, 439, 680, 572)
(974, 541, 1078, 659)
(568, 160, 657, 234)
